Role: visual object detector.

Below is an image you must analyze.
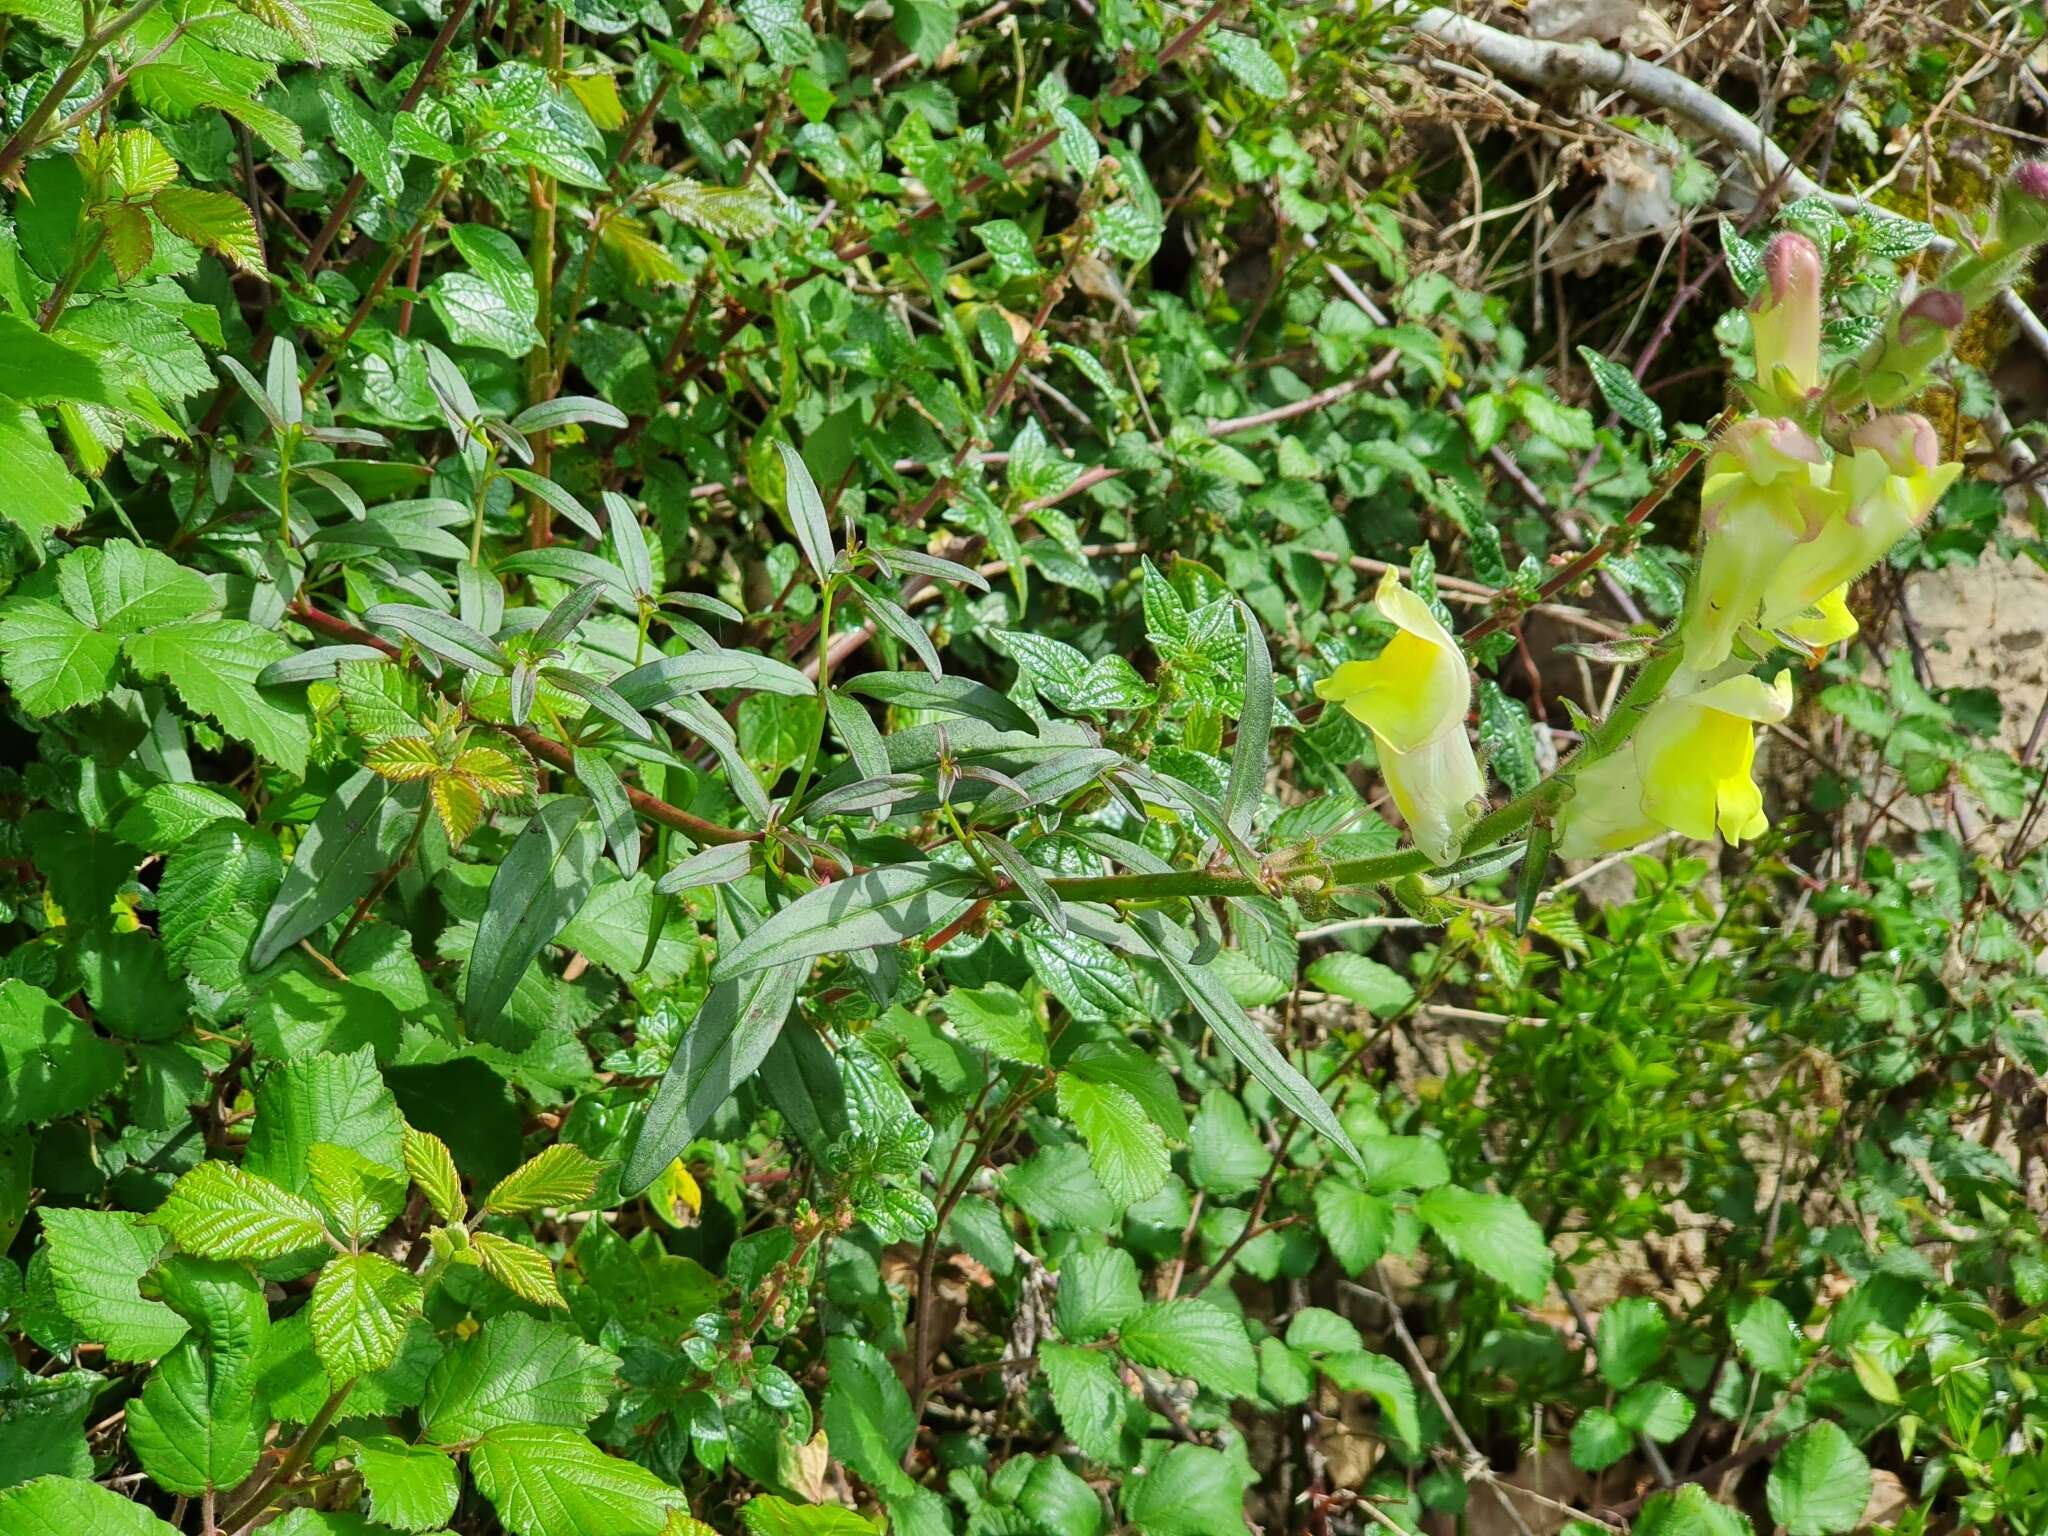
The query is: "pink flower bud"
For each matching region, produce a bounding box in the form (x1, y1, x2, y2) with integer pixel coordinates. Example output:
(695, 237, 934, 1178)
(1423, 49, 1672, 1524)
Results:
(1763, 232, 1823, 308)
(1903, 290, 1965, 330)
(1849, 413, 1941, 475)
(1752, 233, 1823, 399)
(2019, 161, 2048, 202)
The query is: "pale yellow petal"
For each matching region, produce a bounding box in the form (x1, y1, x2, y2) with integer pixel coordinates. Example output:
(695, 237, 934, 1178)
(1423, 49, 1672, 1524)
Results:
(1379, 722, 1486, 866)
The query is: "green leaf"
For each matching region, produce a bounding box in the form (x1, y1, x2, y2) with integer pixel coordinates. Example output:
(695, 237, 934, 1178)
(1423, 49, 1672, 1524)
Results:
(709, 863, 978, 985)
(845, 573, 942, 678)
(465, 798, 603, 1027)
(1596, 1297, 1669, 1389)
(1304, 952, 1412, 1015)
(345, 1435, 460, 1531)
(0, 312, 143, 407)
(486, 1143, 604, 1215)
(1116, 1298, 1257, 1399)
(1055, 1248, 1142, 1342)
(0, 405, 87, 540)
(741, 1496, 881, 1536)
(55, 539, 212, 634)
(1478, 680, 1539, 798)
(1041, 1343, 1132, 1465)
(421, 1314, 621, 1444)
(940, 983, 1048, 1065)
(152, 186, 264, 272)
(470, 1424, 681, 1536)
(0, 1476, 182, 1535)
(1313, 1180, 1392, 1275)
(775, 441, 835, 583)
(243, 1046, 407, 1198)
(128, 1332, 264, 1495)
(1415, 1185, 1552, 1302)
(429, 225, 543, 356)
(124, 620, 309, 776)
(1766, 1424, 1872, 1536)
(402, 1126, 466, 1225)
(1617, 1380, 1694, 1442)
(1732, 1295, 1800, 1379)
(152, 1160, 332, 1259)
(0, 1370, 95, 1484)
(307, 1142, 409, 1243)
(1353, 1134, 1450, 1194)
(38, 1208, 188, 1362)
(1576, 345, 1665, 440)
(838, 671, 1037, 734)
(1208, 29, 1286, 99)
(471, 1231, 566, 1308)
(251, 770, 422, 969)
(0, 599, 121, 715)
(1121, 1444, 1250, 1536)
(1056, 1074, 1168, 1206)
(363, 603, 509, 675)
(0, 979, 123, 1130)
(572, 748, 640, 875)
(620, 953, 806, 1194)
(311, 1251, 424, 1382)
(823, 1336, 916, 1492)
(1570, 1407, 1632, 1471)
(734, 0, 810, 62)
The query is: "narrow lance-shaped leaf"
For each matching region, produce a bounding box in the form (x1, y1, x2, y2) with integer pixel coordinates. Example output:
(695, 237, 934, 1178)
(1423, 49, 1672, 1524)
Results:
(602, 491, 656, 599)
(1123, 909, 1362, 1171)
(844, 574, 943, 678)
(620, 955, 807, 1193)
(776, 441, 835, 583)
(572, 748, 640, 874)
(250, 771, 424, 968)
(464, 799, 604, 1027)
(1225, 602, 1271, 838)
(363, 604, 509, 676)
(708, 863, 979, 985)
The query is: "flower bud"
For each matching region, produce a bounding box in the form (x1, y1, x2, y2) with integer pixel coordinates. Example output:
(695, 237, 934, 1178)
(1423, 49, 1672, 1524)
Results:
(1751, 232, 1823, 403)
(1896, 289, 1964, 346)
(1999, 160, 2048, 248)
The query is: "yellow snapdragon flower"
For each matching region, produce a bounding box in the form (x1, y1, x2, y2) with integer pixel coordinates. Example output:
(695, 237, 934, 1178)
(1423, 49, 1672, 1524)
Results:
(1680, 419, 1840, 673)
(1557, 670, 1793, 858)
(1316, 571, 1485, 865)
(1757, 413, 1961, 637)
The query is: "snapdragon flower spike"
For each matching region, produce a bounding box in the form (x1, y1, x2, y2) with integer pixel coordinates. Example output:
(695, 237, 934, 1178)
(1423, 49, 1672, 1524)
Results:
(1557, 670, 1794, 858)
(1679, 419, 1841, 673)
(1315, 570, 1485, 865)
(1758, 413, 1960, 635)
(1750, 232, 1823, 410)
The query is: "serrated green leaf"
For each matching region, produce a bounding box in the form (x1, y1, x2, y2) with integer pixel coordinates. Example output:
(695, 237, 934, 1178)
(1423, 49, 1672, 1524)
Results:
(1116, 1298, 1256, 1399)
(1056, 1074, 1168, 1207)
(345, 1435, 460, 1531)
(38, 1208, 188, 1362)
(470, 1424, 682, 1536)
(486, 1143, 603, 1215)
(153, 1160, 332, 1259)
(471, 1231, 566, 1308)
(1767, 1423, 1872, 1536)
(311, 1251, 423, 1382)
(421, 1314, 620, 1444)
(1415, 1185, 1552, 1303)
(123, 620, 308, 776)
(403, 1126, 466, 1225)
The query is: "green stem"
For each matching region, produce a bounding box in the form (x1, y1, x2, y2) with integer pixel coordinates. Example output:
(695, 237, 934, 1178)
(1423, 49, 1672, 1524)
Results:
(781, 577, 836, 817)
(333, 793, 432, 960)
(37, 224, 107, 330)
(990, 638, 1686, 910)
(217, 1381, 354, 1534)
(0, 0, 164, 185)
